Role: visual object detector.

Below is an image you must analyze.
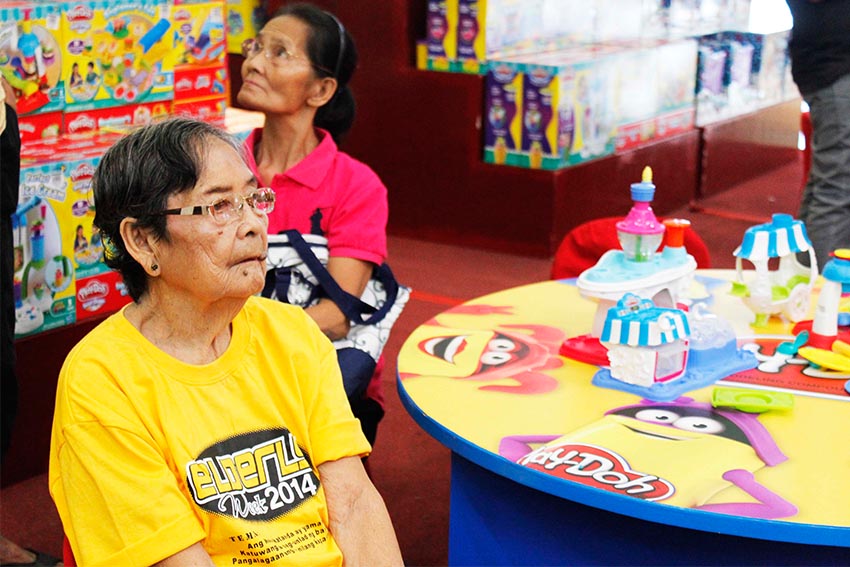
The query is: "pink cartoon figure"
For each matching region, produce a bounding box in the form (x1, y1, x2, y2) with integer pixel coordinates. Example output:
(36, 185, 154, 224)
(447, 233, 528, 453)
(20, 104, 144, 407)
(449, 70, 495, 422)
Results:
(499, 397, 797, 519)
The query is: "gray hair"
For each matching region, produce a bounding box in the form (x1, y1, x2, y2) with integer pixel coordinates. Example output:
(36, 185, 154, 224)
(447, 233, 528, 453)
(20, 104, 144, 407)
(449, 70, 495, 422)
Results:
(92, 118, 240, 302)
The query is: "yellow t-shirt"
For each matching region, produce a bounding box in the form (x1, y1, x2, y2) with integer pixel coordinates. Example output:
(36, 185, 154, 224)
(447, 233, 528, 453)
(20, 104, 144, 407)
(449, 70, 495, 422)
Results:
(49, 296, 371, 567)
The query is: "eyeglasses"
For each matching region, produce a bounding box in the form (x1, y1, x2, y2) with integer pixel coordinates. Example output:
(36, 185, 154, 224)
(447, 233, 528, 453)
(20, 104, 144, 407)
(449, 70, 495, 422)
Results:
(158, 188, 276, 225)
(241, 37, 333, 75)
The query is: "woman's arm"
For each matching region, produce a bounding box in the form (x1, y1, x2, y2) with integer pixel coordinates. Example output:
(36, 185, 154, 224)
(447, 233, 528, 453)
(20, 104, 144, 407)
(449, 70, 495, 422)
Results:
(305, 256, 373, 340)
(319, 456, 403, 566)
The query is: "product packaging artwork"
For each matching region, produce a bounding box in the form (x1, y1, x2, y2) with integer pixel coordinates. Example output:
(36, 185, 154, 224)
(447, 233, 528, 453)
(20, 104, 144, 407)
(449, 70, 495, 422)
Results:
(224, 0, 262, 55)
(0, 1, 65, 139)
(14, 155, 77, 337)
(61, 0, 176, 112)
(520, 46, 618, 169)
(483, 61, 523, 166)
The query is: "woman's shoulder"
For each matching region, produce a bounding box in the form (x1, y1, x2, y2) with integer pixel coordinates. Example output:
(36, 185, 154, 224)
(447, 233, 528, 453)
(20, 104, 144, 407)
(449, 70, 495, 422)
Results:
(243, 297, 325, 340)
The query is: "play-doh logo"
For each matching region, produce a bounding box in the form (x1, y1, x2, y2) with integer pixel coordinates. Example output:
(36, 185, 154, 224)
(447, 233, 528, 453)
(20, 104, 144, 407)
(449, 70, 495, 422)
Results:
(67, 115, 96, 134)
(527, 67, 554, 88)
(70, 163, 94, 183)
(518, 443, 675, 501)
(187, 428, 320, 522)
(66, 4, 93, 21)
(78, 280, 108, 312)
(491, 64, 517, 83)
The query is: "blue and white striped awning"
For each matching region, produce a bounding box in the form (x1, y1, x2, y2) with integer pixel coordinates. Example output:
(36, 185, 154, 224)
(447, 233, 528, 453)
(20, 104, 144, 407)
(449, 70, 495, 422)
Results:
(733, 213, 812, 262)
(601, 293, 690, 347)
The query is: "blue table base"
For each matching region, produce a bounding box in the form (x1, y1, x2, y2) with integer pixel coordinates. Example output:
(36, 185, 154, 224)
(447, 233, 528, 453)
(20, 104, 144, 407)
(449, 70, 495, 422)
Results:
(448, 453, 849, 566)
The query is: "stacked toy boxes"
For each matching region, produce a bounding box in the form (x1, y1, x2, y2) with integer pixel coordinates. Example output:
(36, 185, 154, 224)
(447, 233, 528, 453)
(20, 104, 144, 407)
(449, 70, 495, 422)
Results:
(0, 2, 65, 142)
(60, 0, 177, 135)
(484, 44, 619, 170)
(14, 132, 131, 337)
(611, 38, 698, 151)
(695, 28, 794, 126)
(484, 37, 697, 170)
(172, 0, 228, 123)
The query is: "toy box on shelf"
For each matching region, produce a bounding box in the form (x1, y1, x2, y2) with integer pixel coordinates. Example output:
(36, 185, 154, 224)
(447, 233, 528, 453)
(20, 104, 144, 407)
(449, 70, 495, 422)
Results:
(15, 132, 131, 337)
(64, 136, 133, 322)
(695, 27, 795, 127)
(60, 0, 175, 113)
(224, 0, 263, 55)
(483, 34, 700, 170)
(172, 0, 228, 103)
(484, 45, 619, 169)
(173, 94, 227, 126)
(15, 147, 78, 337)
(610, 37, 697, 152)
(64, 99, 170, 135)
(0, 1, 65, 141)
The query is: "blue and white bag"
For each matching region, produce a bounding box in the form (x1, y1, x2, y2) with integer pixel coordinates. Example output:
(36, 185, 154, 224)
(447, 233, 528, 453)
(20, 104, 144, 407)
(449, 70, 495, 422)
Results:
(263, 230, 410, 399)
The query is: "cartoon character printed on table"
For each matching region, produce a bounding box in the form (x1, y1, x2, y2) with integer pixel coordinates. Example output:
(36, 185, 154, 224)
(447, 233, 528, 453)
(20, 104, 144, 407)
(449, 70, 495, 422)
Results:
(398, 304, 566, 394)
(500, 397, 797, 519)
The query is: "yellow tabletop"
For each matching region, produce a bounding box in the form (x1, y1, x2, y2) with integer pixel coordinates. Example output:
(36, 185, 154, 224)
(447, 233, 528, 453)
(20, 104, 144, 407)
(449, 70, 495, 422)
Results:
(398, 270, 849, 534)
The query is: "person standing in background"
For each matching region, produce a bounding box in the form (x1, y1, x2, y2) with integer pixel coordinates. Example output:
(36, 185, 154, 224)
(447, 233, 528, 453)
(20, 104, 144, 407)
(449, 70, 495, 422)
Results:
(786, 0, 850, 267)
(1, 77, 63, 567)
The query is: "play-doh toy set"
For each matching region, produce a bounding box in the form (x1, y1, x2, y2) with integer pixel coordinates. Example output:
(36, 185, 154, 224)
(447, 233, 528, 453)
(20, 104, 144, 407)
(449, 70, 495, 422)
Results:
(64, 145, 132, 322)
(172, 0, 228, 108)
(61, 0, 175, 112)
(0, 2, 65, 140)
(15, 133, 132, 335)
(730, 213, 816, 328)
(560, 167, 699, 366)
(483, 61, 523, 167)
(14, 160, 77, 337)
(593, 293, 758, 402)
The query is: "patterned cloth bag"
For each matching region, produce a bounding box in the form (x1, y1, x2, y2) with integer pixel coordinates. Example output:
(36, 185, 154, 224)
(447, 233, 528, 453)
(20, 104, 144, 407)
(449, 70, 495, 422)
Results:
(263, 230, 410, 399)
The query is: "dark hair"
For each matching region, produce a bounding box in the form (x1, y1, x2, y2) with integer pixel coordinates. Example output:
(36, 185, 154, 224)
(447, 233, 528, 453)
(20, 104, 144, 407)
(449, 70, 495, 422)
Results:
(271, 3, 358, 143)
(92, 118, 239, 302)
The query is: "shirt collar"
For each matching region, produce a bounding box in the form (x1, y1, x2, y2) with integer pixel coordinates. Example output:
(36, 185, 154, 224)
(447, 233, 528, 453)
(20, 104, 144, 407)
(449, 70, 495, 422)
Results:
(247, 127, 337, 191)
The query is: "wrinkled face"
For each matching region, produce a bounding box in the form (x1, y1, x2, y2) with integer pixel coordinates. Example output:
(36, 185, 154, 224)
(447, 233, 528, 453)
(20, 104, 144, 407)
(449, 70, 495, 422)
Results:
(237, 15, 320, 115)
(153, 139, 269, 303)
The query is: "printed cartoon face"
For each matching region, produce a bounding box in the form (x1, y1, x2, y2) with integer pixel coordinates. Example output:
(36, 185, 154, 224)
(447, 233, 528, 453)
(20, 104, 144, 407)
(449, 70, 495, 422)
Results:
(400, 320, 566, 394)
(509, 398, 791, 511)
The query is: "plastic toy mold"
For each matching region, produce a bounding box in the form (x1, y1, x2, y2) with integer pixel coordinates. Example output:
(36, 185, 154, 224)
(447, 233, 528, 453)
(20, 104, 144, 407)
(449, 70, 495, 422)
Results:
(711, 387, 794, 413)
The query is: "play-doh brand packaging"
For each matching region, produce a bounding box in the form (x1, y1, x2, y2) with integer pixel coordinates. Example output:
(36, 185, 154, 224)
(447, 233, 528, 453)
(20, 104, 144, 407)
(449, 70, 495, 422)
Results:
(174, 63, 227, 101)
(64, 141, 132, 321)
(16, 110, 63, 142)
(456, 0, 485, 66)
(426, 0, 458, 61)
(509, 47, 618, 170)
(173, 94, 227, 124)
(64, 99, 170, 135)
(173, 1, 225, 68)
(0, 2, 65, 116)
(61, 0, 175, 112)
(14, 157, 77, 337)
(224, 0, 262, 55)
(483, 60, 523, 166)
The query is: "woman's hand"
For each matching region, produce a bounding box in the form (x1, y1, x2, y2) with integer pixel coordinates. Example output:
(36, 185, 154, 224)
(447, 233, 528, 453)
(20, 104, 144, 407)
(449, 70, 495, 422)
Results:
(305, 256, 374, 340)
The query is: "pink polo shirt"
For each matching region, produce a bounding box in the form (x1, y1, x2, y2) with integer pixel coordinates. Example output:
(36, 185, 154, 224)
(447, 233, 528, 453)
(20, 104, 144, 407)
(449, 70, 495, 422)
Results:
(243, 128, 388, 265)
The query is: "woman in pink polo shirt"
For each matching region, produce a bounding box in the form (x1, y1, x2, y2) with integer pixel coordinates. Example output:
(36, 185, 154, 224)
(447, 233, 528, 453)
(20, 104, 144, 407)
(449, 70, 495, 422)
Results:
(236, 3, 388, 450)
